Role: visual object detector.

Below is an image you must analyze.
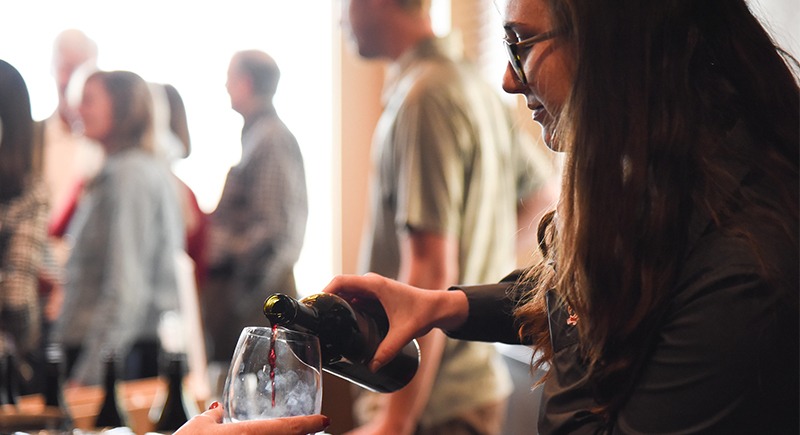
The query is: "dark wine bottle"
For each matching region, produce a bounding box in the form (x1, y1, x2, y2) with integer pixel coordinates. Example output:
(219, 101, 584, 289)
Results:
(263, 292, 420, 393)
(94, 352, 128, 429)
(0, 354, 19, 409)
(153, 353, 194, 433)
(43, 343, 73, 431)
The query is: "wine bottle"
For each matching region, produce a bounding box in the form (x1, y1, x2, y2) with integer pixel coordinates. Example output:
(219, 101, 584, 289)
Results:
(43, 343, 73, 431)
(263, 292, 420, 393)
(0, 354, 19, 410)
(94, 352, 128, 429)
(153, 353, 195, 433)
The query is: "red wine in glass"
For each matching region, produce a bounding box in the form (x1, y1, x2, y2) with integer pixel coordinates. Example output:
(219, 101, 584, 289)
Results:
(268, 324, 278, 407)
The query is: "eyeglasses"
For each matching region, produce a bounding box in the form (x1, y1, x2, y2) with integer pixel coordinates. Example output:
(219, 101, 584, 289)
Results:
(503, 30, 561, 85)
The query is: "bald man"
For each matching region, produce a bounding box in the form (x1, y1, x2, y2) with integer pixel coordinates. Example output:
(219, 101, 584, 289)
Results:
(201, 50, 308, 384)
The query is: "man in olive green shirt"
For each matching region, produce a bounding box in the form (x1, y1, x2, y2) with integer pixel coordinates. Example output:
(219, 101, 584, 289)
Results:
(345, 0, 556, 433)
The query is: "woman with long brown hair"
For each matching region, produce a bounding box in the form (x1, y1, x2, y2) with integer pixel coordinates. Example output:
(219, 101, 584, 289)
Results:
(323, 0, 799, 432)
(0, 59, 47, 365)
(53, 70, 184, 386)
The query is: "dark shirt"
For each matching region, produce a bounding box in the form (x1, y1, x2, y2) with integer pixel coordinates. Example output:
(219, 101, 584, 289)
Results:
(447, 129, 799, 433)
(203, 105, 308, 362)
(206, 104, 307, 295)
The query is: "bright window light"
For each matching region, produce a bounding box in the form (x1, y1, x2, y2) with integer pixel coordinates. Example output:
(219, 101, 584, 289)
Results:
(0, 1, 334, 295)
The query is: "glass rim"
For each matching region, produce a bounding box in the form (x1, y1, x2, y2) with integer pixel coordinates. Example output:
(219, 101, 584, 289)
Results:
(241, 325, 319, 343)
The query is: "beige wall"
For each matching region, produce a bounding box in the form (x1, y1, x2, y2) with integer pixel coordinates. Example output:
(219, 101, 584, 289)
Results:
(334, 29, 386, 276)
(324, 19, 386, 434)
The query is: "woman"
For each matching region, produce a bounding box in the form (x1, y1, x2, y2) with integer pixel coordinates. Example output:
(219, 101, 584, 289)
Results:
(150, 82, 208, 289)
(323, 0, 799, 433)
(0, 60, 47, 362)
(56, 70, 325, 434)
(53, 70, 184, 386)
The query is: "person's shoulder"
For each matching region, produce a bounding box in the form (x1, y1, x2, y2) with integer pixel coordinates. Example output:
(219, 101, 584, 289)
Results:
(251, 116, 300, 153)
(404, 55, 494, 111)
(105, 149, 170, 186)
(0, 178, 48, 219)
(406, 56, 461, 90)
(395, 66, 462, 119)
(107, 148, 154, 170)
(679, 203, 798, 307)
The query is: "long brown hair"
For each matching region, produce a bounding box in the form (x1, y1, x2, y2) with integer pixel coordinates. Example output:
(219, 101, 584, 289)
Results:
(515, 0, 799, 416)
(163, 84, 191, 157)
(0, 60, 34, 202)
(86, 70, 155, 155)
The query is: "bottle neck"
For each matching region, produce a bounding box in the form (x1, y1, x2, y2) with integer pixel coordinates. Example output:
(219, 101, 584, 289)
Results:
(166, 358, 185, 392)
(2, 355, 18, 405)
(104, 359, 118, 391)
(263, 293, 321, 332)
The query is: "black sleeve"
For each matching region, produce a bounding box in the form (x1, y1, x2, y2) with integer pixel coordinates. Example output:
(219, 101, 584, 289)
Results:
(444, 270, 530, 345)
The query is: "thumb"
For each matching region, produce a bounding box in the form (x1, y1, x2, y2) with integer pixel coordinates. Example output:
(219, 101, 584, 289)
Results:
(202, 401, 224, 422)
(369, 331, 410, 373)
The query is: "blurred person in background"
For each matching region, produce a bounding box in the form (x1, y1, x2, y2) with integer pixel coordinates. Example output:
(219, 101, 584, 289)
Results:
(201, 50, 307, 395)
(40, 29, 105, 362)
(342, 0, 558, 434)
(44, 29, 105, 249)
(150, 81, 211, 403)
(151, 82, 207, 289)
(52, 70, 184, 386)
(0, 59, 47, 373)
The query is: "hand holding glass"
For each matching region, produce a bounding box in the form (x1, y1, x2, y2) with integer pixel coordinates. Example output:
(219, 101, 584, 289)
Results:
(223, 326, 322, 422)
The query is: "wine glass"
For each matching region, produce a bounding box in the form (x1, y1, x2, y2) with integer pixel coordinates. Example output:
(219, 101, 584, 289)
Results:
(222, 326, 322, 422)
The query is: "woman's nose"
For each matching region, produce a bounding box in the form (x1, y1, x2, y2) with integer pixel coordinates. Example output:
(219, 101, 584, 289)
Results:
(501, 63, 525, 95)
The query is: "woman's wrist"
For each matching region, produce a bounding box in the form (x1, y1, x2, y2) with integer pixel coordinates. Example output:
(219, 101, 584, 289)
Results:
(435, 288, 469, 332)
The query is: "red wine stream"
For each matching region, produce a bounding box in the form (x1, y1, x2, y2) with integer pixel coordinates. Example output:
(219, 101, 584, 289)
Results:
(269, 324, 278, 407)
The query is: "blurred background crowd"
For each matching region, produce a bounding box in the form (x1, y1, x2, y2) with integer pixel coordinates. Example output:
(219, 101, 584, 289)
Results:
(0, 0, 796, 433)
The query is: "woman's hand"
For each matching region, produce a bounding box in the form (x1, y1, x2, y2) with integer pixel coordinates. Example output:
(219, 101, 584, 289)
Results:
(174, 402, 329, 435)
(322, 273, 468, 372)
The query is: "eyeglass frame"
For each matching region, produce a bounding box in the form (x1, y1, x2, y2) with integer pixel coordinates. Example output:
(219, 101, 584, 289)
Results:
(503, 29, 562, 85)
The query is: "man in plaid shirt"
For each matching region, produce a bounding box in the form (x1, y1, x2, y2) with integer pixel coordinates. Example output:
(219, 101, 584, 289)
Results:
(201, 50, 308, 375)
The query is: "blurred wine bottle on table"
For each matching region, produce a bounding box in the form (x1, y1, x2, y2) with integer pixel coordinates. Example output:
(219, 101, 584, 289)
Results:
(0, 353, 19, 410)
(151, 352, 197, 433)
(263, 292, 420, 393)
(43, 342, 73, 431)
(94, 351, 128, 429)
